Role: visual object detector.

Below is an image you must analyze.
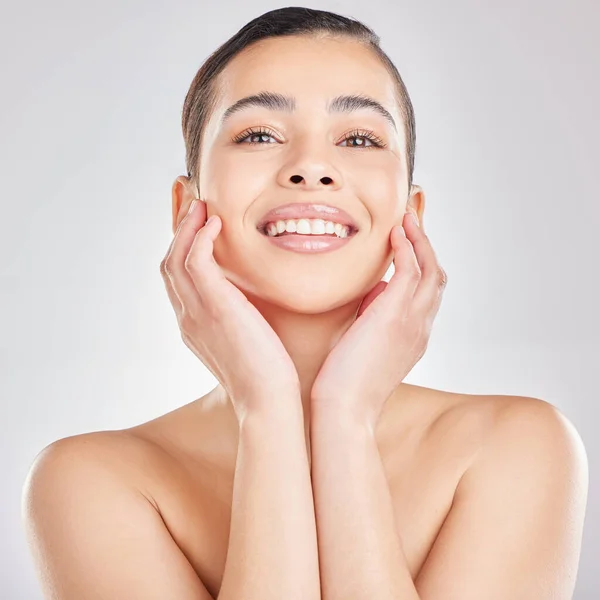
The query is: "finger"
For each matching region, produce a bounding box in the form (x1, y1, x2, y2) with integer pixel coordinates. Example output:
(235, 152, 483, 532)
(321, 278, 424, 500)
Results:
(161, 237, 186, 318)
(161, 273, 183, 319)
(184, 214, 229, 304)
(160, 200, 208, 317)
(160, 211, 196, 317)
(403, 212, 448, 313)
(356, 280, 388, 318)
(384, 216, 422, 301)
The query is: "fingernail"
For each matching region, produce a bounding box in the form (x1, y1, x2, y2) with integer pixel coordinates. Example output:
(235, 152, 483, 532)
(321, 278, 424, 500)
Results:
(410, 212, 419, 227)
(188, 200, 199, 214)
(206, 215, 216, 226)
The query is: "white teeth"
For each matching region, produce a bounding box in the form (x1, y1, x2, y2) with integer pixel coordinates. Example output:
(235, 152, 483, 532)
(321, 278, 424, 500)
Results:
(264, 218, 352, 238)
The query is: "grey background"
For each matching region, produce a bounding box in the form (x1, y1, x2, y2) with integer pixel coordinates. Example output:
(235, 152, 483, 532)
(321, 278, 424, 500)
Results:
(1, 0, 598, 597)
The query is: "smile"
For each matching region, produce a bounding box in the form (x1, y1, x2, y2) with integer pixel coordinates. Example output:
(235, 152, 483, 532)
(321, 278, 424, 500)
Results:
(259, 228, 358, 254)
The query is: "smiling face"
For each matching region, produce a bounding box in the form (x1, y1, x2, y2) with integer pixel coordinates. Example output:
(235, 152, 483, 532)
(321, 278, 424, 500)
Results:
(194, 34, 422, 314)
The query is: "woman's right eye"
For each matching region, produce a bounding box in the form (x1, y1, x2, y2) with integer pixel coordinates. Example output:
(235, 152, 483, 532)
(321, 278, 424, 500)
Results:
(232, 128, 277, 144)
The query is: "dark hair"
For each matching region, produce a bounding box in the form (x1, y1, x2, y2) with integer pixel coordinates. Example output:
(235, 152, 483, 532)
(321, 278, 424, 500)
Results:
(182, 6, 416, 195)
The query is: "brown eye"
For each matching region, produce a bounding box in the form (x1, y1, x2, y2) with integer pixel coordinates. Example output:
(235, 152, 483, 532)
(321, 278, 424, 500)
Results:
(232, 127, 278, 144)
(340, 129, 386, 149)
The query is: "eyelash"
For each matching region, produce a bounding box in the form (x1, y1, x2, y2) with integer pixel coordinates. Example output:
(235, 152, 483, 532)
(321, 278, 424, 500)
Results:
(231, 127, 387, 149)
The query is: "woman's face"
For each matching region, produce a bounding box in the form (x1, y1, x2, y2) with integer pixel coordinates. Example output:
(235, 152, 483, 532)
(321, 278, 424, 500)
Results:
(196, 35, 415, 314)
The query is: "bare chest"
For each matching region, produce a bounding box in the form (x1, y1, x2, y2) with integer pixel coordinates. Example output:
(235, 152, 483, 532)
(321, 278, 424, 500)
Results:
(142, 397, 481, 598)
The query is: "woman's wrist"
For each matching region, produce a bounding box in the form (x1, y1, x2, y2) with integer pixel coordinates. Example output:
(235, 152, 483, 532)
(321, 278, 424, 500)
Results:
(236, 391, 304, 430)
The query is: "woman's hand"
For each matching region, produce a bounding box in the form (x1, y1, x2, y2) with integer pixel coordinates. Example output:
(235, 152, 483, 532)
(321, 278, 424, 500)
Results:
(160, 200, 301, 422)
(310, 212, 447, 429)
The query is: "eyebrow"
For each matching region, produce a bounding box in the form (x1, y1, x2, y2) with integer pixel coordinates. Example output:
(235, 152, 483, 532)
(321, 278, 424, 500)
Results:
(220, 91, 397, 132)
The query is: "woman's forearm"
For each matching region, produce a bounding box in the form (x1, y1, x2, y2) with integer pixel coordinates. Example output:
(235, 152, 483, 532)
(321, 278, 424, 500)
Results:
(217, 398, 321, 600)
(310, 412, 419, 600)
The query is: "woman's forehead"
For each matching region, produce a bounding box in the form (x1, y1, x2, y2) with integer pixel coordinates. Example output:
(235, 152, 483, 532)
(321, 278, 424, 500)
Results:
(218, 36, 395, 100)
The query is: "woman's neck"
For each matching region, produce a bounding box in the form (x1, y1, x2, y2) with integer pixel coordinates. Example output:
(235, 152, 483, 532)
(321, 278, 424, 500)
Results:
(248, 291, 361, 423)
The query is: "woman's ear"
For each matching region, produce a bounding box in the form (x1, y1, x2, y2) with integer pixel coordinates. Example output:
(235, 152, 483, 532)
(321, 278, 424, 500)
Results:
(407, 184, 426, 230)
(171, 175, 198, 235)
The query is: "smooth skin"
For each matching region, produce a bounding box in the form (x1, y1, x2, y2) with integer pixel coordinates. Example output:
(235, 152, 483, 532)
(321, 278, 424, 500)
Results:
(22, 35, 588, 600)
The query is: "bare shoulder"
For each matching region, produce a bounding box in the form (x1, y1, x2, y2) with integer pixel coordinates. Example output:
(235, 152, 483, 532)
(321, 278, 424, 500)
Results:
(23, 388, 235, 514)
(391, 383, 587, 478)
(397, 392, 588, 597)
(23, 428, 174, 510)
(461, 392, 588, 480)
(22, 428, 214, 599)
(415, 384, 587, 482)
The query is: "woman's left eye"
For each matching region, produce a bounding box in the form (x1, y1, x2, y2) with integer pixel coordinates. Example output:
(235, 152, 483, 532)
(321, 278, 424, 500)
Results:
(232, 128, 386, 149)
(339, 130, 386, 149)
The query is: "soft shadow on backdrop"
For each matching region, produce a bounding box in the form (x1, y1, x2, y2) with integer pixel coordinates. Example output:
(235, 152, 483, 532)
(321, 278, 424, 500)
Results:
(1, 1, 598, 598)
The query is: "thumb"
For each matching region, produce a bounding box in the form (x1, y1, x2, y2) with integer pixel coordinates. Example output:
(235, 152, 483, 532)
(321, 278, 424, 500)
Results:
(356, 280, 388, 318)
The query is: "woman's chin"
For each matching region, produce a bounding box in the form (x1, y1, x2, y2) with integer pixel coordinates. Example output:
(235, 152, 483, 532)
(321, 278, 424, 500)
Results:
(237, 277, 370, 316)
(217, 255, 391, 315)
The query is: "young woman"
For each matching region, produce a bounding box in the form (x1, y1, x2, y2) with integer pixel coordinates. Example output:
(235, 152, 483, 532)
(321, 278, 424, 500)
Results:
(23, 7, 588, 600)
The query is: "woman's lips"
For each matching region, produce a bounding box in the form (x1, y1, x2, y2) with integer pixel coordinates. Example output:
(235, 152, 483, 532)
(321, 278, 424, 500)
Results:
(259, 230, 357, 254)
